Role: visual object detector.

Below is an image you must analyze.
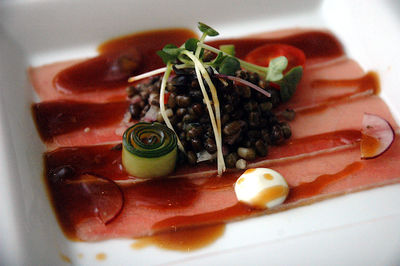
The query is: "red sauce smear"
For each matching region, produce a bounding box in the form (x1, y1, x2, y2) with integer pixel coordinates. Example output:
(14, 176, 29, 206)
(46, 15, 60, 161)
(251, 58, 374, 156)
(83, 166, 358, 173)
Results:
(33, 100, 130, 141)
(35, 28, 400, 245)
(44, 130, 361, 182)
(131, 224, 226, 252)
(125, 178, 199, 209)
(361, 134, 380, 158)
(45, 144, 127, 180)
(287, 162, 363, 201)
(207, 30, 344, 60)
(153, 203, 253, 230)
(53, 29, 198, 94)
(33, 29, 351, 146)
(297, 72, 380, 115)
(311, 71, 380, 95)
(52, 29, 343, 94)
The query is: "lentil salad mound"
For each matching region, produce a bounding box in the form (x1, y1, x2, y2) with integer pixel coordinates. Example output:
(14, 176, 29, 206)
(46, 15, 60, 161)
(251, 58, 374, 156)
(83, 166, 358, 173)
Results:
(127, 67, 295, 169)
(126, 22, 303, 175)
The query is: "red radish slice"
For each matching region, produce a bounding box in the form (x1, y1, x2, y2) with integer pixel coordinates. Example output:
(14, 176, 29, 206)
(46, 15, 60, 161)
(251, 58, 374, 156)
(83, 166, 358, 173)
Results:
(79, 173, 125, 224)
(361, 113, 395, 159)
(216, 74, 271, 97)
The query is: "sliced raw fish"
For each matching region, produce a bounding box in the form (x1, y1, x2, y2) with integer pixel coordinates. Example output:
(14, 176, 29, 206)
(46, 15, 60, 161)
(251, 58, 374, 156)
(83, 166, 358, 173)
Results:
(290, 95, 397, 139)
(47, 135, 400, 241)
(44, 130, 362, 182)
(32, 100, 131, 150)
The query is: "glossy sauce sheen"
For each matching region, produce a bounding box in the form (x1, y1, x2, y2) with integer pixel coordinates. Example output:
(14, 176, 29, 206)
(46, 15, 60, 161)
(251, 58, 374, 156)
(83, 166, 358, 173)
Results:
(53, 29, 198, 94)
(361, 134, 380, 157)
(52, 30, 343, 94)
(131, 224, 225, 252)
(36, 28, 400, 247)
(33, 30, 352, 145)
(45, 130, 362, 182)
(33, 101, 130, 140)
(287, 162, 363, 201)
(207, 30, 344, 60)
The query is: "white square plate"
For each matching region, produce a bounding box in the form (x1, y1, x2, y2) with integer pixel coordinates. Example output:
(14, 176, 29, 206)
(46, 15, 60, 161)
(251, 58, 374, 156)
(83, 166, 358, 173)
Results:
(1, 0, 400, 265)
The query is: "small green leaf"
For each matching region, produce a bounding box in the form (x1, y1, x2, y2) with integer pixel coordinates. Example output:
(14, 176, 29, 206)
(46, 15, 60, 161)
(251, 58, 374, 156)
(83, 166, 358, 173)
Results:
(162, 44, 184, 57)
(219, 56, 241, 76)
(177, 53, 192, 64)
(219, 44, 235, 56)
(198, 22, 219, 37)
(157, 44, 185, 64)
(266, 56, 288, 82)
(210, 52, 226, 67)
(185, 38, 199, 52)
(276, 66, 303, 102)
(157, 50, 176, 64)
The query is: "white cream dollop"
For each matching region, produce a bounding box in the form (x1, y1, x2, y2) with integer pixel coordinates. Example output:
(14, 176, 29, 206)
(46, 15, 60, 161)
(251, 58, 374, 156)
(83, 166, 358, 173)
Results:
(234, 168, 289, 209)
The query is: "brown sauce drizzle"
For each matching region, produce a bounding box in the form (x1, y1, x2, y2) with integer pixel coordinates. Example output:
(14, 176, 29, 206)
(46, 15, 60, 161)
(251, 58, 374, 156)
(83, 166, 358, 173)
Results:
(34, 29, 354, 145)
(45, 144, 127, 180)
(298, 72, 380, 115)
(287, 130, 361, 146)
(96, 253, 107, 261)
(44, 130, 362, 183)
(52, 29, 343, 94)
(32, 100, 130, 141)
(153, 203, 254, 230)
(39, 28, 380, 250)
(311, 71, 380, 95)
(287, 162, 363, 201)
(207, 30, 344, 60)
(34, 70, 378, 142)
(131, 224, 225, 252)
(361, 134, 380, 157)
(59, 253, 72, 263)
(126, 178, 199, 209)
(53, 48, 141, 94)
(53, 29, 197, 94)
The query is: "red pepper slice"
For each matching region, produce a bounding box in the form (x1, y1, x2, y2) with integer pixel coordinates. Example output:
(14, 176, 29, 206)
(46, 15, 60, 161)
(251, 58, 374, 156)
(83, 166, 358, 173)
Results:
(164, 92, 171, 104)
(245, 44, 306, 73)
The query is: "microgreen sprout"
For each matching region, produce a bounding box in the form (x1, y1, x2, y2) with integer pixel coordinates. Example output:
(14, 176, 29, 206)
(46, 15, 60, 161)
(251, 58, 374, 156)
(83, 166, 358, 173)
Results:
(128, 22, 304, 175)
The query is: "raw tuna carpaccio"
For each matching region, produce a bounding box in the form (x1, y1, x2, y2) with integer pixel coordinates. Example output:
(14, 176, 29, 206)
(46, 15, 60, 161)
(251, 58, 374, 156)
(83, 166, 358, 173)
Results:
(29, 29, 198, 103)
(33, 100, 132, 150)
(31, 28, 400, 241)
(28, 59, 129, 103)
(48, 135, 400, 241)
(45, 130, 363, 182)
(33, 60, 376, 150)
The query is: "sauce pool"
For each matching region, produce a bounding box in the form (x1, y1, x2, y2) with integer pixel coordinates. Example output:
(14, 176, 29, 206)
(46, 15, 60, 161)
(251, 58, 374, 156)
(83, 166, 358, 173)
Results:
(131, 224, 226, 252)
(53, 29, 198, 94)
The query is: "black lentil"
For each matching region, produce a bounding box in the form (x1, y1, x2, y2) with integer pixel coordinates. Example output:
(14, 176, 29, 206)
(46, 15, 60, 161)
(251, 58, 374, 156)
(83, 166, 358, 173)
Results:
(127, 68, 295, 167)
(129, 103, 142, 119)
(282, 108, 296, 121)
(281, 122, 292, 139)
(205, 138, 217, 154)
(236, 159, 247, 170)
(187, 151, 197, 165)
(192, 103, 204, 116)
(223, 120, 243, 136)
(255, 140, 268, 157)
(225, 152, 239, 168)
(237, 147, 256, 160)
(176, 95, 191, 107)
